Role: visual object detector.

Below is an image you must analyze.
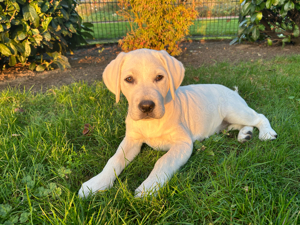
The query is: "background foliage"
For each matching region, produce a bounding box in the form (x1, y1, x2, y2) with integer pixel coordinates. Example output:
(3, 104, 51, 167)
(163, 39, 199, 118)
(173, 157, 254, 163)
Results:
(0, 0, 93, 71)
(117, 0, 198, 56)
(232, 0, 300, 45)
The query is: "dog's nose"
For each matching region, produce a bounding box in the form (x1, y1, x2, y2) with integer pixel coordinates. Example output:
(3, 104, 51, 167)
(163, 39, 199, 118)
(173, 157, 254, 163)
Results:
(138, 100, 155, 113)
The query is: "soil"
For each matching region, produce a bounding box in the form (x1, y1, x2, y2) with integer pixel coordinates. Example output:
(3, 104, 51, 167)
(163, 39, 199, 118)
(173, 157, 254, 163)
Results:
(1, 40, 300, 92)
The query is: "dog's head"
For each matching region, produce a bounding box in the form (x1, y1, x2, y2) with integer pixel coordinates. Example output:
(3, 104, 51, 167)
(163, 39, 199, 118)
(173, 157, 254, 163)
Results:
(103, 49, 185, 121)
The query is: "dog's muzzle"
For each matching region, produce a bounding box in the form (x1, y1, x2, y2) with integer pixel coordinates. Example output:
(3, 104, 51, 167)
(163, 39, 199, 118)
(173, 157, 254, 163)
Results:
(138, 100, 155, 113)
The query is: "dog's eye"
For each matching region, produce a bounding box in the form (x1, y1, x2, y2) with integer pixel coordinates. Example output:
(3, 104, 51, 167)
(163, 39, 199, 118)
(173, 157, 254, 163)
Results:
(155, 75, 164, 82)
(125, 76, 134, 83)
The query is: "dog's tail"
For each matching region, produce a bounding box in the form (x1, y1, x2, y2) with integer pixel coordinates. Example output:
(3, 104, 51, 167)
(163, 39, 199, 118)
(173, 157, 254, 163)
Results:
(233, 86, 239, 93)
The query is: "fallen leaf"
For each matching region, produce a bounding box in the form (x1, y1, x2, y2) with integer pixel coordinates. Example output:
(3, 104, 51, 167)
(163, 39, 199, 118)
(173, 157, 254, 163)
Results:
(83, 123, 93, 135)
(14, 108, 24, 113)
(12, 134, 21, 137)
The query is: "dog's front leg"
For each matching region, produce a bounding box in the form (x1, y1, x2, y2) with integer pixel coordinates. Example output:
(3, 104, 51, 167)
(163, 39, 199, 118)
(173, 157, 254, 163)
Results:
(135, 138, 193, 197)
(78, 137, 142, 198)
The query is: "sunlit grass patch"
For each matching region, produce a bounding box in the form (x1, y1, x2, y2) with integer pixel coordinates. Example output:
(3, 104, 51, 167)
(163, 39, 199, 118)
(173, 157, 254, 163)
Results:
(0, 55, 300, 224)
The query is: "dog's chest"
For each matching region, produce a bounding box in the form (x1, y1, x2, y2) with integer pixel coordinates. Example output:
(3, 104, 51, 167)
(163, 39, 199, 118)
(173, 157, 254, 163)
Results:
(130, 120, 175, 151)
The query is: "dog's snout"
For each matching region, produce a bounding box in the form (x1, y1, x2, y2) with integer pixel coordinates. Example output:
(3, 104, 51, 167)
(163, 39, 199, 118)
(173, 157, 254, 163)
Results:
(138, 100, 155, 113)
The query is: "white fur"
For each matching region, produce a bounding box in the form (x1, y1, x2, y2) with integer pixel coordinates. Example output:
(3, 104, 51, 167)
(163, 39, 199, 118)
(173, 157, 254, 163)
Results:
(78, 49, 277, 198)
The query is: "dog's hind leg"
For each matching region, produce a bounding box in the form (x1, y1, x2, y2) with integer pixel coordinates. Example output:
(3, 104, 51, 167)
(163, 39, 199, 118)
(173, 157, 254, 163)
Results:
(225, 105, 277, 141)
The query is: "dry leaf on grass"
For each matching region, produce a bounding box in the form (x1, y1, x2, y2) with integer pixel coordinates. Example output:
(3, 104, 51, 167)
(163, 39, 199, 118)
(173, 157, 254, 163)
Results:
(82, 123, 93, 135)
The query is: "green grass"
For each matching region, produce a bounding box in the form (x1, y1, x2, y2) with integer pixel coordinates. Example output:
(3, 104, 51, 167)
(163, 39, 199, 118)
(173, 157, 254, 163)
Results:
(1, 55, 300, 224)
(89, 19, 238, 40)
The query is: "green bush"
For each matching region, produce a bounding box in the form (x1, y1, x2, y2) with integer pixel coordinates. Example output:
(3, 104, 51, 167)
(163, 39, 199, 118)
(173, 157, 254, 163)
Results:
(232, 0, 300, 45)
(0, 0, 93, 71)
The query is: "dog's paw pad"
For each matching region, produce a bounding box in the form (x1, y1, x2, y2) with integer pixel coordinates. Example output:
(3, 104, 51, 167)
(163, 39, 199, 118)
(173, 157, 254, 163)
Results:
(246, 131, 253, 136)
(238, 132, 253, 143)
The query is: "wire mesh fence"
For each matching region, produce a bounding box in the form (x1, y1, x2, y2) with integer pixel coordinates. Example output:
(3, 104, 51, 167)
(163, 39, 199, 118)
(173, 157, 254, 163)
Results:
(76, 0, 241, 42)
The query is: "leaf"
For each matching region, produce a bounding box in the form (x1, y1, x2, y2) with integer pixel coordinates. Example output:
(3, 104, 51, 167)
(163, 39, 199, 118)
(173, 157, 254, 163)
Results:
(281, 22, 287, 30)
(282, 37, 290, 43)
(36, 64, 45, 71)
(16, 0, 26, 4)
(267, 38, 273, 46)
(60, 0, 70, 8)
(34, 34, 43, 45)
(43, 40, 53, 49)
(252, 26, 260, 40)
(266, 0, 272, 8)
(83, 123, 92, 135)
(205, 149, 215, 156)
(42, 32, 51, 41)
(0, 204, 12, 217)
(14, 41, 25, 53)
(250, 14, 257, 23)
(284, 1, 290, 11)
(23, 4, 39, 27)
(239, 19, 248, 27)
(66, 22, 77, 33)
(12, 27, 26, 41)
(57, 167, 71, 178)
(82, 22, 94, 28)
(60, 8, 69, 20)
(31, 28, 39, 35)
(41, 2, 50, 12)
(22, 175, 35, 189)
(293, 25, 299, 37)
(23, 40, 31, 57)
(229, 37, 239, 45)
(241, 2, 252, 15)
(8, 42, 18, 55)
(19, 212, 30, 223)
(288, 96, 295, 99)
(29, 62, 36, 70)
(238, 26, 247, 36)
(41, 17, 52, 32)
(80, 31, 94, 39)
(9, 55, 17, 66)
(0, 43, 12, 56)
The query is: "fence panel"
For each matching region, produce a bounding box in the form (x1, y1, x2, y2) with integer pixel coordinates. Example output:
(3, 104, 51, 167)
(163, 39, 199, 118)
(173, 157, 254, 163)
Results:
(76, 0, 240, 42)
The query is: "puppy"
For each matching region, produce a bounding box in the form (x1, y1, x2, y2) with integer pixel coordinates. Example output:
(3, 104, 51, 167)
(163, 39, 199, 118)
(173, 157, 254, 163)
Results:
(78, 49, 277, 198)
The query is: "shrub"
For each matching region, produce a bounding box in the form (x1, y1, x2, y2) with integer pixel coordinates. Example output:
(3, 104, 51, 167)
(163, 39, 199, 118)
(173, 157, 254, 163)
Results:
(231, 0, 300, 45)
(0, 0, 93, 71)
(117, 0, 198, 56)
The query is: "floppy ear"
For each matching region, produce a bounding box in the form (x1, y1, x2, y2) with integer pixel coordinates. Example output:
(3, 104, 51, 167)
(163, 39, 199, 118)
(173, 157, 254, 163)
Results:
(102, 52, 126, 103)
(158, 50, 185, 100)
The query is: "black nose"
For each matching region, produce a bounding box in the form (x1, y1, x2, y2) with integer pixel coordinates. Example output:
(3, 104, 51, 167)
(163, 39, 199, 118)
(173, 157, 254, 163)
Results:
(138, 100, 155, 113)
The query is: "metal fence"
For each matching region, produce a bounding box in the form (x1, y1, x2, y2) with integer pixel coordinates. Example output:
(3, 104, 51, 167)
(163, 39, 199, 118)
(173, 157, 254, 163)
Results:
(76, 0, 241, 42)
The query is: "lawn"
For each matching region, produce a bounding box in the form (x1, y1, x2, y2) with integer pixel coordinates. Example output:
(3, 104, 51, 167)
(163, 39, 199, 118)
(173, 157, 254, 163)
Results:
(90, 19, 239, 40)
(1, 55, 300, 224)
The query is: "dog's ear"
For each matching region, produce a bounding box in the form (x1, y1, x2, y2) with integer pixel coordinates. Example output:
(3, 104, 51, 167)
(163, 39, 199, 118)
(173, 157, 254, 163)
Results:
(158, 50, 185, 100)
(102, 52, 126, 103)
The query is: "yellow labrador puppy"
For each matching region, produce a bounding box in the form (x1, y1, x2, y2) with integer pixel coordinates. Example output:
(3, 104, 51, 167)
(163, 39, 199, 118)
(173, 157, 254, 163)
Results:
(78, 49, 277, 198)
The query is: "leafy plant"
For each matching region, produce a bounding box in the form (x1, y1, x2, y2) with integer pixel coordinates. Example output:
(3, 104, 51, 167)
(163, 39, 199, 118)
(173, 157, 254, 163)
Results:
(0, 0, 93, 71)
(117, 0, 198, 56)
(231, 0, 300, 45)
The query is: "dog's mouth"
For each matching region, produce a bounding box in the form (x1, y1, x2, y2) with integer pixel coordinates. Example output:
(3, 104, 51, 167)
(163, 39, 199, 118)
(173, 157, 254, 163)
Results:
(140, 113, 155, 120)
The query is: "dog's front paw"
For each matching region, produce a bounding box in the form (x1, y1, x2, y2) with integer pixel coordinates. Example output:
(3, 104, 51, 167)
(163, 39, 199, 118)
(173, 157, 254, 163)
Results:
(78, 173, 113, 198)
(135, 186, 158, 198)
(134, 178, 162, 198)
(259, 128, 277, 141)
